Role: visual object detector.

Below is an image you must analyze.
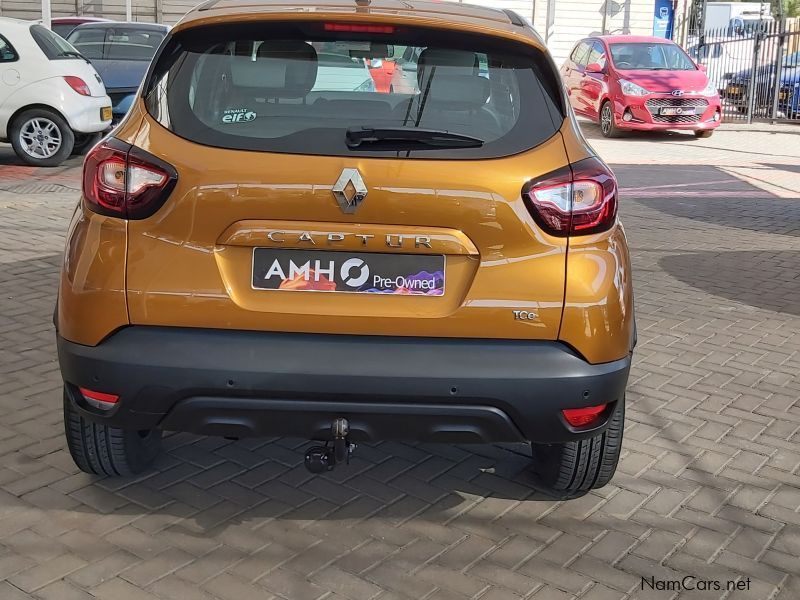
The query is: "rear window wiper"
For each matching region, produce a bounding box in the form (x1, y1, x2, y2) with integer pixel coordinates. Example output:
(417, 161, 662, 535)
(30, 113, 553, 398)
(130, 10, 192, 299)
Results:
(59, 50, 90, 63)
(346, 127, 484, 149)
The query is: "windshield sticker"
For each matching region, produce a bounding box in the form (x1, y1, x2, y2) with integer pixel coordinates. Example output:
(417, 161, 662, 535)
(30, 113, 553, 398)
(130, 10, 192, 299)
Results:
(222, 108, 256, 124)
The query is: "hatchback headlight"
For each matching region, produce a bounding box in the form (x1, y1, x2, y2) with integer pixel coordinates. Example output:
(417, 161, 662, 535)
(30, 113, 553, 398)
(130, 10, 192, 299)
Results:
(619, 79, 650, 97)
(701, 80, 718, 96)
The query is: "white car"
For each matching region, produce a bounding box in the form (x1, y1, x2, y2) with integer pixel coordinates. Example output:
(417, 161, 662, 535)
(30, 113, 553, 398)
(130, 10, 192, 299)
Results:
(0, 17, 111, 166)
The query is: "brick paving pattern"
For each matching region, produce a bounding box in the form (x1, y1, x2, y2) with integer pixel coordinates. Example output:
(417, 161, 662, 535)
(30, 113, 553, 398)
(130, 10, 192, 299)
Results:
(0, 126, 799, 599)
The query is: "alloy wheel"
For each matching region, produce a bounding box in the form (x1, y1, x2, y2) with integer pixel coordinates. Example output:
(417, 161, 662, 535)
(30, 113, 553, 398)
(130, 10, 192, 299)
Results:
(601, 105, 612, 135)
(18, 117, 62, 159)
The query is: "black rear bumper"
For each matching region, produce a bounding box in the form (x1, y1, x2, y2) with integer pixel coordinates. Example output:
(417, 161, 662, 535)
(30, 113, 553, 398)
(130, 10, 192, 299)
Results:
(58, 327, 631, 444)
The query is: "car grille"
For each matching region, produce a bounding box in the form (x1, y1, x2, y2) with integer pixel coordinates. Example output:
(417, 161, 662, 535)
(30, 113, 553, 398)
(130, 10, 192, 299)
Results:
(645, 97, 709, 123)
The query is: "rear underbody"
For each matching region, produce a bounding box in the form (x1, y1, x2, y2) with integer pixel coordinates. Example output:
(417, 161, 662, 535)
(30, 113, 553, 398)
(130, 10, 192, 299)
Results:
(59, 327, 631, 444)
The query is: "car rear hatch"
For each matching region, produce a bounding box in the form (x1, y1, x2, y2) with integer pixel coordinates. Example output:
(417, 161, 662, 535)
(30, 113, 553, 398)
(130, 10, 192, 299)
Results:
(103, 18, 577, 340)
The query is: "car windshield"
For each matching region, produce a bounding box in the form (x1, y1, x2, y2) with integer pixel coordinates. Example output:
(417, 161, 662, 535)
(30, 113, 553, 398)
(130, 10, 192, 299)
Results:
(609, 42, 696, 71)
(67, 27, 165, 61)
(143, 22, 564, 159)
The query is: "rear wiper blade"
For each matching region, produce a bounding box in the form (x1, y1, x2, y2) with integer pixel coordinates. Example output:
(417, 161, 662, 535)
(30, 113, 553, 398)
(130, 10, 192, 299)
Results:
(60, 50, 91, 63)
(346, 127, 484, 149)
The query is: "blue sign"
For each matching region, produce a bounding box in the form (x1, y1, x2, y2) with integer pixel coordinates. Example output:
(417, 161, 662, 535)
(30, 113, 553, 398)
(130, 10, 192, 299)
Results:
(653, 0, 674, 38)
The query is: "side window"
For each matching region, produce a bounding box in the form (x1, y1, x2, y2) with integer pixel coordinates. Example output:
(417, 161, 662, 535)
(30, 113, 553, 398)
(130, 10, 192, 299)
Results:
(570, 42, 591, 67)
(0, 35, 18, 62)
(586, 42, 606, 68)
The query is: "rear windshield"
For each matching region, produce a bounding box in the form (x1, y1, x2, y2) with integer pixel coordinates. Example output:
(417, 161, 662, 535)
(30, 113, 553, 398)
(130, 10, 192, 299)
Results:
(609, 42, 696, 71)
(67, 27, 165, 61)
(30, 24, 81, 60)
(143, 22, 563, 159)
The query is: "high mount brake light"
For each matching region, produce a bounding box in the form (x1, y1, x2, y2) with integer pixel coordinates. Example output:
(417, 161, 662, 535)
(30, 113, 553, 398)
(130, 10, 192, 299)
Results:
(522, 157, 618, 237)
(63, 76, 91, 96)
(83, 138, 177, 219)
(324, 23, 395, 34)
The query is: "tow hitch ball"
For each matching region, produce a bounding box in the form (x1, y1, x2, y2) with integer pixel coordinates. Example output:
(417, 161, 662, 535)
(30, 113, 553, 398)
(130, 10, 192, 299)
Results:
(304, 418, 356, 474)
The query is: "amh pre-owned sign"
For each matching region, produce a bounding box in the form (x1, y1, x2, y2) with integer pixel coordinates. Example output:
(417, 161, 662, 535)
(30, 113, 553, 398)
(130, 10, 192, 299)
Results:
(252, 248, 445, 295)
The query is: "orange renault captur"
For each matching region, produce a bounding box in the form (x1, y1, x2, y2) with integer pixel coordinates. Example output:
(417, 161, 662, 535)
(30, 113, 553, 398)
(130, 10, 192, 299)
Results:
(56, 0, 635, 498)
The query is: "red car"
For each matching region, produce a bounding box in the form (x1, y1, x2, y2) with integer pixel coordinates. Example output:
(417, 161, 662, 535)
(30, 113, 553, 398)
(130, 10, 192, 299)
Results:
(561, 35, 722, 138)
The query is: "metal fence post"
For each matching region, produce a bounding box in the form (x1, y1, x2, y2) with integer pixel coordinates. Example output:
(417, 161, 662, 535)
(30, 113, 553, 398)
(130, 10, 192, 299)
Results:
(746, 32, 762, 123)
(770, 21, 786, 121)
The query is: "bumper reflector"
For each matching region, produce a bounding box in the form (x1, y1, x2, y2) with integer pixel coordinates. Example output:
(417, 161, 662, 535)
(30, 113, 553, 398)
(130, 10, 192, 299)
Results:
(562, 404, 607, 427)
(79, 387, 119, 410)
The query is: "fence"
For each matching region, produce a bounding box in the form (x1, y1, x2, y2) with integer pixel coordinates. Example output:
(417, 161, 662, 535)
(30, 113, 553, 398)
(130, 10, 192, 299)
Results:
(0, 0, 197, 24)
(685, 20, 800, 123)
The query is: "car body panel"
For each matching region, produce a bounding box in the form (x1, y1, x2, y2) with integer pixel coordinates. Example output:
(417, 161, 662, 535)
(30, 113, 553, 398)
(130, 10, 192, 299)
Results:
(174, 0, 546, 51)
(120, 112, 571, 344)
(57, 206, 129, 345)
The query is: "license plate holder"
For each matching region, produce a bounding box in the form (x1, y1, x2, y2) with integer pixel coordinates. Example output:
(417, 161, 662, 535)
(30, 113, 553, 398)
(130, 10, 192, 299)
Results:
(660, 106, 696, 116)
(252, 248, 445, 295)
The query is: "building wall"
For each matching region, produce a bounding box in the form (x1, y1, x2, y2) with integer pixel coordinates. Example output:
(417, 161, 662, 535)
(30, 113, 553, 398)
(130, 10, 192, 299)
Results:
(533, 0, 657, 64)
(0, 0, 654, 64)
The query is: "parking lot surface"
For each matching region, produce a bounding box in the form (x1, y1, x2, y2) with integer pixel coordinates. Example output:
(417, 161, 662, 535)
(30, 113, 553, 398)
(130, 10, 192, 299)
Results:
(1, 124, 799, 600)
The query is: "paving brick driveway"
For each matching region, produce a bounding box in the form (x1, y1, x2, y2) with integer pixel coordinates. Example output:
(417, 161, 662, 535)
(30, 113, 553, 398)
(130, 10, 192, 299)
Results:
(0, 125, 799, 600)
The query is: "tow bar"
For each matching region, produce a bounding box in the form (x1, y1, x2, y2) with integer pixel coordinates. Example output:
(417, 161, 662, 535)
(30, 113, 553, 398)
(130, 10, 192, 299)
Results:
(304, 417, 356, 474)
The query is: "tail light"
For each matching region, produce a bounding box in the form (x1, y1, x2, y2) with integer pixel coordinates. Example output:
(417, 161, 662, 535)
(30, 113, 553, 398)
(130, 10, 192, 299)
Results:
(64, 76, 91, 96)
(79, 387, 119, 411)
(83, 138, 177, 219)
(522, 157, 618, 237)
(562, 404, 607, 427)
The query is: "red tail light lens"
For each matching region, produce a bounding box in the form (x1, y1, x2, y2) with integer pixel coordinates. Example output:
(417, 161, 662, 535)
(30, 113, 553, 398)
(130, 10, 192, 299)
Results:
(79, 387, 119, 410)
(523, 157, 618, 237)
(83, 138, 177, 219)
(562, 404, 607, 427)
(64, 76, 91, 96)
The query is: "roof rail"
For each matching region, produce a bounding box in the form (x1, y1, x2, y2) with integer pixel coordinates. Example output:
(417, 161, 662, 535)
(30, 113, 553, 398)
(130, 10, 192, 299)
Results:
(503, 9, 526, 27)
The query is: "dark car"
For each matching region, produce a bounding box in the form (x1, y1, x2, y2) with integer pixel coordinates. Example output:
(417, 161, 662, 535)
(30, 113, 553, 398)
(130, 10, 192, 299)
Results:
(50, 16, 111, 40)
(66, 22, 168, 122)
(725, 51, 800, 117)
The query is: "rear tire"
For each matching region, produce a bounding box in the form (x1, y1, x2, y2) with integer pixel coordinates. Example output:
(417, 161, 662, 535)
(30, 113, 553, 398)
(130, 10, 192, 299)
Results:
(599, 101, 622, 138)
(72, 133, 102, 155)
(10, 108, 74, 167)
(530, 400, 624, 499)
(63, 387, 162, 476)
(694, 130, 714, 139)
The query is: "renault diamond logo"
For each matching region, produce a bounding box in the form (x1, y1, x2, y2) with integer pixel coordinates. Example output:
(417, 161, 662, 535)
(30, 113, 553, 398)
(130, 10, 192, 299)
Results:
(672, 90, 685, 96)
(332, 169, 368, 214)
